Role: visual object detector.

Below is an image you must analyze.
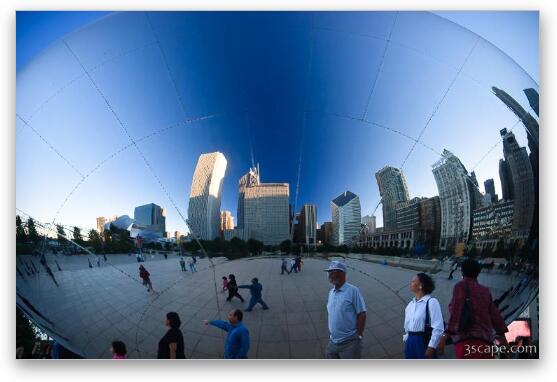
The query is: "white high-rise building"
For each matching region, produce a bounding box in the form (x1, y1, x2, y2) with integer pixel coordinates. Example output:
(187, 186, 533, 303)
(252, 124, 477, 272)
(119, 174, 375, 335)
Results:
(188, 152, 227, 240)
(331, 191, 362, 246)
(361, 215, 376, 234)
(432, 149, 482, 251)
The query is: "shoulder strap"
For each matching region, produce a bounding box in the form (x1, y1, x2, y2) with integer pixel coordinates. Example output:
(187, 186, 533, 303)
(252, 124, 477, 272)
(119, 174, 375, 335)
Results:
(424, 297, 431, 329)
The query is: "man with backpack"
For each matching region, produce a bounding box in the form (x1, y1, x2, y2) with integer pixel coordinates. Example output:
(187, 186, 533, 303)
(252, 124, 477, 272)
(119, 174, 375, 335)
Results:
(440, 259, 508, 359)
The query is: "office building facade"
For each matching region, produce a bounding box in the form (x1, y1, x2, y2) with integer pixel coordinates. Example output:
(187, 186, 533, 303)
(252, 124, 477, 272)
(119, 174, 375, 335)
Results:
(331, 191, 361, 246)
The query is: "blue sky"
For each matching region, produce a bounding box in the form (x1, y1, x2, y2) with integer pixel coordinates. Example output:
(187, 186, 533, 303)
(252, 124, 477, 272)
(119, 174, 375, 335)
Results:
(16, 11, 539, 234)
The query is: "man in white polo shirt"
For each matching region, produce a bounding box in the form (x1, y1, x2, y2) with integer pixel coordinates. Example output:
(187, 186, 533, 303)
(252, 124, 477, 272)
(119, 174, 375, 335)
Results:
(324, 260, 367, 359)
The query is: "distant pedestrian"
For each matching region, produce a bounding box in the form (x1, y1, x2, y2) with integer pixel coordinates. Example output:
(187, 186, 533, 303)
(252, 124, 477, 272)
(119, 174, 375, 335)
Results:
(96, 256, 101, 267)
(110, 340, 127, 359)
(192, 255, 197, 264)
(324, 260, 366, 359)
(222, 276, 229, 292)
(139, 265, 154, 292)
(179, 257, 186, 272)
(290, 258, 297, 273)
(448, 261, 459, 280)
(188, 257, 197, 273)
(226, 274, 245, 302)
(439, 259, 509, 359)
(157, 312, 185, 359)
(239, 278, 269, 312)
(281, 258, 290, 275)
(403, 273, 445, 359)
(136, 252, 142, 263)
(164, 253, 168, 260)
(295, 256, 303, 272)
(204, 309, 250, 359)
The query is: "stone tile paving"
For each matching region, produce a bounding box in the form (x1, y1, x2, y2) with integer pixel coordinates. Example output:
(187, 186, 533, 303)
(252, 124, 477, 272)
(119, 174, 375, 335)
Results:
(16, 252, 516, 359)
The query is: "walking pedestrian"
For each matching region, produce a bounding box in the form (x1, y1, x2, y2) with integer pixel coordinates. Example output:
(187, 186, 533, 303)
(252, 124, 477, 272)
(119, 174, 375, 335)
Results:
(157, 312, 185, 359)
(403, 273, 445, 359)
(324, 260, 366, 359)
(226, 274, 245, 302)
(139, 265, 154, 292)
(280, 258, 290, 275)
(96, 256, 101, 267)
(222, 276, 229, 292)
(295, 255, 303, 272)
(448, 261, 459, 280)
(203, 309, 250, 359)
(438, 259, 509, 359)
(188, 257, 197, 273)
(110, 340, 127, 359)
(289, 258, 297, 273)
(239, 278, 269, 312)
(179, 257, 187, 272)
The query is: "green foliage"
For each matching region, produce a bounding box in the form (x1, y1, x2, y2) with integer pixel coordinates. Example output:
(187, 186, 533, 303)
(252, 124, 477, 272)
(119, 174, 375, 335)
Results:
(247, 238, 264, 255)
(16, 215, 27, 243)
(56, 224, 67, 246)
(279, 239, 292, 254)
(26, 218, 40, 244)
(72, 226, 83, 245)
(88, 229, 103, 253)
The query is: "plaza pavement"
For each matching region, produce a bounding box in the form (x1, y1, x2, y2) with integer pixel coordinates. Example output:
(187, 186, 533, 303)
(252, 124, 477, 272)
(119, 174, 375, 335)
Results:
(16, 252, 516, 359)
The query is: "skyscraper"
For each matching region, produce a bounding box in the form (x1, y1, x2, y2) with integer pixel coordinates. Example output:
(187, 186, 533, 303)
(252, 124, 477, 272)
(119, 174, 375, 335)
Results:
(499, 158, 514, 201)
(500, 128, 535, 238)
(134, 203, 166, 235)
(96, 216, 107, 233)
(331, 191, 361, 246)
(432, 150, 482, 251)
(220, 211, 235, 232)
(484, 178, 498, 203)
(524, 88, 539, 117)
(375, 166, 409, 231)
(188, 152, 227, 240)
(243, 183, 290, 245)
(237, 165, 260, 229)
(297, 204, 317, 245)
(361, 215, 376, 234)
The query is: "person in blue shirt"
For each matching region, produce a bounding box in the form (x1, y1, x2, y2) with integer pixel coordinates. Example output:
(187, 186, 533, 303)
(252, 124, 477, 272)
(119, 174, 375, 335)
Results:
(238, 278, 269, 312)
(204, 309, 250, 359)
(324, 260, 367, 359)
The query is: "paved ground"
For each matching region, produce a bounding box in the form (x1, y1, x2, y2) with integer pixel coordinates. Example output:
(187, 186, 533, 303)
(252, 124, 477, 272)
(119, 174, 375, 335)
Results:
(16, 252, 531, 359)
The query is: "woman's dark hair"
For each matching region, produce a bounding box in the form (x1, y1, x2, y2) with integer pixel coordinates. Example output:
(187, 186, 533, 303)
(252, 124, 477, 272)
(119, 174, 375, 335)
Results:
(166, 312, 181, 329)
(111, 340, 127, 356)
(461, 259, 482, 278)
(252, 277, 258, 283)
(222, 276, 228, 280)
(416, 273, 435, 294)
(229, 274, 235, 280)
(232, 309, 243, 322)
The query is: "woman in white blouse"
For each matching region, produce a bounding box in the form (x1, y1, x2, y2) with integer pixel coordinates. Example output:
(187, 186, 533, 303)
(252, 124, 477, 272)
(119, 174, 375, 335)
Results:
(403, 273, 445, 359)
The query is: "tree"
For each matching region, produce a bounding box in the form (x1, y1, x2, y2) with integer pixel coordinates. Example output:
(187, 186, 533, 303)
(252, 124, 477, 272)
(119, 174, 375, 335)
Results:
(26, 217, 40, 244)
(247, 238, 264, 255)
(16, 215, 27, 243)
(72, 226, 83, 245)
(57, 224, 68, 247)
(88, 229, 103, 253)
(279, 239, 292, 254)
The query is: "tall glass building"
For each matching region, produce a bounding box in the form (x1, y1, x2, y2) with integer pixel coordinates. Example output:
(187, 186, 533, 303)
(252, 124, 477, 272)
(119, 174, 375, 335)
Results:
(133, 203, 166, 235)
(331, 191, 361, 246)
(375, 166, 410, 231)
(188, 152, 228, 240)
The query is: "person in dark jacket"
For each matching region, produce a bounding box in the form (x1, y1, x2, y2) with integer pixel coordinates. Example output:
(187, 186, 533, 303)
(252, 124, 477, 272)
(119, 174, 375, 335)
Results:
(157, 312, 185, 359)
(226, 274, 245, 302)
(204, 309, 250, 359)
(139, 265, 153, 292)
(438, 259, 509, 359)
(239, 278, 269, 312)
